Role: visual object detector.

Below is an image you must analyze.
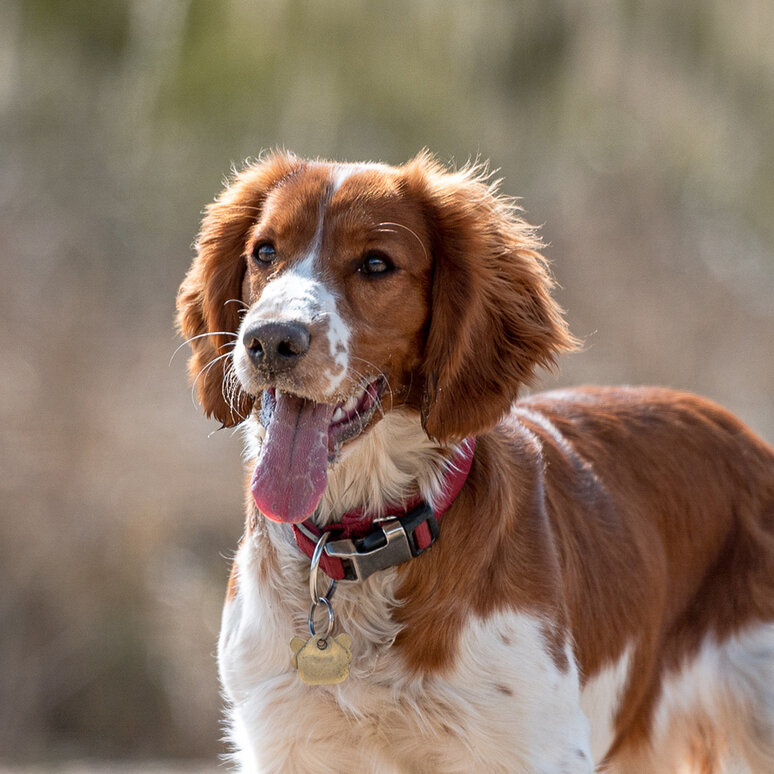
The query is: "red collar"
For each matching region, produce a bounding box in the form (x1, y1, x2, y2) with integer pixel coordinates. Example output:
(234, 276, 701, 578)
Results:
(292, 438, 476, 581)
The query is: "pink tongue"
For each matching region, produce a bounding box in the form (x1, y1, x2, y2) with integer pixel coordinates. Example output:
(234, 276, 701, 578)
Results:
(250, 393, 334, 523)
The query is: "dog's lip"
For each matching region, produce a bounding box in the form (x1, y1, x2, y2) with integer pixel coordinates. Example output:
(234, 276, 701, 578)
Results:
(330, 379, 384, 428)
(259, 377, 386, 437)
(327, 377, 386, 451)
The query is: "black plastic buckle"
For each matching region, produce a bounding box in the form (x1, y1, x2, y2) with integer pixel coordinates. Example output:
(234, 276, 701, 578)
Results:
(397, 502, 439, 556)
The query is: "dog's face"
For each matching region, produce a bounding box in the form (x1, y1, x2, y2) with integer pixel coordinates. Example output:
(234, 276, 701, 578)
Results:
(178, 152, 575, 522)
(234, 161, 433, 439)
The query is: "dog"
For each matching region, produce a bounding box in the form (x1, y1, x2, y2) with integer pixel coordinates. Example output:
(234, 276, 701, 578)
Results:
(177, 151, 774, 773)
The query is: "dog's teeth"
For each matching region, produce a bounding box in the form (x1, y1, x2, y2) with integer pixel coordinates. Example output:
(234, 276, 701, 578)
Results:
(332, 390, 365, 424)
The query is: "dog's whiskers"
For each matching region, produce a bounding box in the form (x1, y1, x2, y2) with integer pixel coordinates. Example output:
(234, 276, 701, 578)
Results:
(349, 355, 395, 413)
(224, 298, 249, 311)
(170, 330, 238, 365)
(374, 221, 428, 262)
(190, 351, 231, 409)
(222, 357, 248, 423)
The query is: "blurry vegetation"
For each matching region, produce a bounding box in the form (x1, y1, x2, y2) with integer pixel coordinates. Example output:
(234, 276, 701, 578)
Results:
(1, 0, 772, 763)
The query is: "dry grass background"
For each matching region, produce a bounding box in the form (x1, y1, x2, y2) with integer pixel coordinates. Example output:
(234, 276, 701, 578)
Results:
(1, 0, 772, 766)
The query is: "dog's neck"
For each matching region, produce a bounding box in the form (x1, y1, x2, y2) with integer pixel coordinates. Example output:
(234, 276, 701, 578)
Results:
(237, 409, 454, 659)
(241, 408, 456, 528)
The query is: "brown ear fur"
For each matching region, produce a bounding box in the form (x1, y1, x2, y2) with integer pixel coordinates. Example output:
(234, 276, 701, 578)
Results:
(176, 151, 302, 426)
(404, 154, 578, 441)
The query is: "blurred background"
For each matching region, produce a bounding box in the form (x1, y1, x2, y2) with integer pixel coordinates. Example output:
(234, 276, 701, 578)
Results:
(1, 0, 772, 768)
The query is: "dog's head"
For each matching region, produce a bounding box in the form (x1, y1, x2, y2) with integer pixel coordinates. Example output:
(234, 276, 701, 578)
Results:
(177, 151, 576, 522)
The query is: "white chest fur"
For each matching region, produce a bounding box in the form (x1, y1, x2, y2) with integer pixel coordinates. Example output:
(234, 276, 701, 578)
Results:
(219, 528, 594, 774)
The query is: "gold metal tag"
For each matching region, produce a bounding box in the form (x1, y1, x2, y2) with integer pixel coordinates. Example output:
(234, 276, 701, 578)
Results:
(290, 633, 352, 685)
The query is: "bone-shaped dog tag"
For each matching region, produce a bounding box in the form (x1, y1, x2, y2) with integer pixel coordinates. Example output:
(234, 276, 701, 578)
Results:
(290, 633, 352, 685)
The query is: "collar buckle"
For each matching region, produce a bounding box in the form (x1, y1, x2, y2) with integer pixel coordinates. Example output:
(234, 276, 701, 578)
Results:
(325, 503, 438, 582)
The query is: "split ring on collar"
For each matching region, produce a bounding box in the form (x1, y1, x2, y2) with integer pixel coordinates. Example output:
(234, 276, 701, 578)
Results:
(309, 531, 336, 604)
(308, 595, 335, 640)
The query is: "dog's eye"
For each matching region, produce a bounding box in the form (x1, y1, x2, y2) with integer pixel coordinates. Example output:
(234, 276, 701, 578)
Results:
(359, 251, 393, 276)
(252, 242, 277, 264)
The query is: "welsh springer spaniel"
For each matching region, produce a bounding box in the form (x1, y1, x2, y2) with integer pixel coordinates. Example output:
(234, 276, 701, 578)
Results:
(177, 151, 774, 773)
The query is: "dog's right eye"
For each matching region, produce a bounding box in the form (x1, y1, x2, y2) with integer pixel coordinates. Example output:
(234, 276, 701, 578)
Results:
(252, 242, 277, 264)
(358, 251, 394, 276)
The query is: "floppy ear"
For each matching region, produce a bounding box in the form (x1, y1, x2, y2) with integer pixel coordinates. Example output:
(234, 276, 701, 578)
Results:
(176, 151, 302, 426)
(405, 154, 578, 442)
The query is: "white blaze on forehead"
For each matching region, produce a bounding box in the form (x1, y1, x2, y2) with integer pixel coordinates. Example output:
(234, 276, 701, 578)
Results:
(240, 193, 352, 393)
(253, 255, 322, 323)
(330, 161, 390, 193)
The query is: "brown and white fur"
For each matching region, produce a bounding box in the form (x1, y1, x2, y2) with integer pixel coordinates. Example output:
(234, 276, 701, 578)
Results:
(177, 151, 774, 773)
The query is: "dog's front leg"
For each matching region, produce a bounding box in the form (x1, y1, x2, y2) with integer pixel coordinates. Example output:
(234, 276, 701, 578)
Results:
(225, 685, 407, 774)
(392, 611, 596, 774)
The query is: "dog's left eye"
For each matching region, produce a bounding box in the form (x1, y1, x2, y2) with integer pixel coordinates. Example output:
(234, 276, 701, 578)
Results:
(252, 242, 277, 264)
(359, 251, 393, 276)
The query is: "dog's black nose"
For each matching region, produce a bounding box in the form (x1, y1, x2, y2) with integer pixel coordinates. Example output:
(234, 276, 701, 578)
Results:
(243, 321, 311, 373)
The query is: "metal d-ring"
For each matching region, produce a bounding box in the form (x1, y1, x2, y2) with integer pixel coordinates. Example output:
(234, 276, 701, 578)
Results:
(309, 530, 336, 605)
(307, 594, 335, 640)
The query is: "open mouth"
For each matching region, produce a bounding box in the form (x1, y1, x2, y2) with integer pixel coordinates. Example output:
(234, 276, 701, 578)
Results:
(251, 378, 386, 524)
(329, 379, 384, 447)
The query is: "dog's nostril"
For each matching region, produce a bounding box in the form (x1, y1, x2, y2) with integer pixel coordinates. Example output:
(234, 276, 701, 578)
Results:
(247, 339, 264, 355)
(277, 340, 295, 358)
